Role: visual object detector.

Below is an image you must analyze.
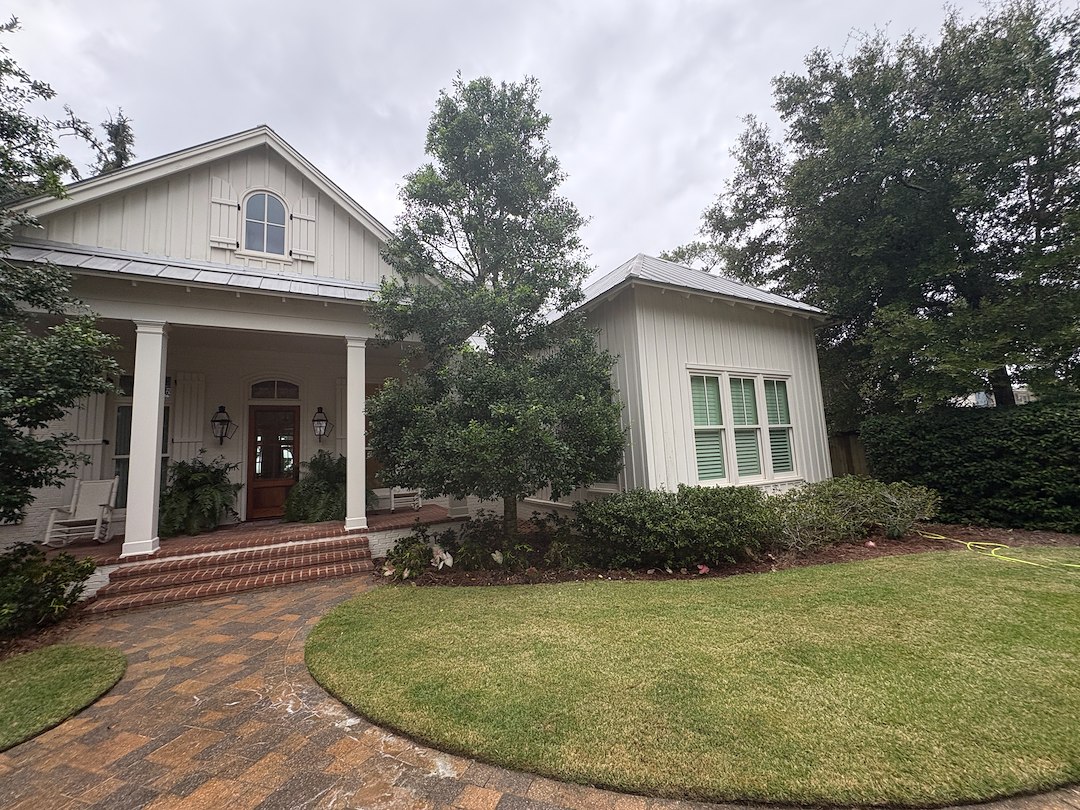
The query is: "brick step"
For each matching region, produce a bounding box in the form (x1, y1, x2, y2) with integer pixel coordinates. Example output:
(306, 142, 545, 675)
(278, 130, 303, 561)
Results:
(84, 561, 373, 614)
(97, 546, 373, 596)
(108, 535, 369, 580)
(93, 521, 350, 565)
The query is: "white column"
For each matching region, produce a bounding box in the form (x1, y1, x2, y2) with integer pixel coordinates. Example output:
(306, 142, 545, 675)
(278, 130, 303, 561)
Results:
(121, 320, 168, 557)
(344, 337, 368, 532)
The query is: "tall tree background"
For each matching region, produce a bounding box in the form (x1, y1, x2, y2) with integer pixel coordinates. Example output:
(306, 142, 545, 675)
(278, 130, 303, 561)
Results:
(369, 75, 625, 538)
(0, 16, 134, 521)
(668, 0, 1080, 432)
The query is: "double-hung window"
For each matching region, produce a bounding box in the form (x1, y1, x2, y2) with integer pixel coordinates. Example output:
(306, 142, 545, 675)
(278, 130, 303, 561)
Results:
(689, 372, 796, 483)
(690, 375, 725, 480)
(112, 376, 170, 509)
(765, 379, 794, 473)
(729, 377, 762, 477)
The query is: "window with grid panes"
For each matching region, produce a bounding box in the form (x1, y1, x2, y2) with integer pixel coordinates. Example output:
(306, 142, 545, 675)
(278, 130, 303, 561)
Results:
(729, 377, 762, 476)
(690, 375, 725, 480)
(764, 379, 794, 473)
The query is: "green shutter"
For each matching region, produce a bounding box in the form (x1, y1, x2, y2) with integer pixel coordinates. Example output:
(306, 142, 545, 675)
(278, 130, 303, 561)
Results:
(695, 430, 726, 480)
(734, 428, 761, 476)
(765, 380, 790, 425)
(730, 378, 758, 426)
(691, 375, 722, 426)
(770, 427, 793, 473)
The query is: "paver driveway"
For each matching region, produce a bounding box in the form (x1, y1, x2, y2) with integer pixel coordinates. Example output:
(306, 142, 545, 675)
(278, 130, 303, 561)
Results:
(1, 576, 1077, 810)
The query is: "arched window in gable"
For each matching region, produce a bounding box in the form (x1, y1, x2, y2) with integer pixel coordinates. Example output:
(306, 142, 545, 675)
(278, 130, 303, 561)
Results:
(244, 192, 287, 255)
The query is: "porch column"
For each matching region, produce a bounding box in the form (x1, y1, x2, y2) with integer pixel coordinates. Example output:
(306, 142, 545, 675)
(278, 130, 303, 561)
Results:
(344, 336, 368, 532)
(121, 320, 168, 557)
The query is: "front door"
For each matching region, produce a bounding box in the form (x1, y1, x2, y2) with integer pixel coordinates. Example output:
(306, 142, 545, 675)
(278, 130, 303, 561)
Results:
(247, 406, 299, 520)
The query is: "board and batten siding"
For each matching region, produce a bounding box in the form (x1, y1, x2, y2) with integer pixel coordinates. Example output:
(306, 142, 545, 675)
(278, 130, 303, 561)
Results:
(33, 145, 392, 286)
(584, 292, 648, 491)
(632, 286, 831, 490)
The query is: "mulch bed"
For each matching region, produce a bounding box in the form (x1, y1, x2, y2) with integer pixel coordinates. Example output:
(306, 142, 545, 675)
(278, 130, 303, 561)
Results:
(0, 610, 91, 663)
(389, 522, 1080, 587)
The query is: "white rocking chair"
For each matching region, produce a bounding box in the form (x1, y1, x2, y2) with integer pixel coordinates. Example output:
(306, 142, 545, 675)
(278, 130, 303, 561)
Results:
(389, 487, 422, 513)
(43, 477, 119, 548)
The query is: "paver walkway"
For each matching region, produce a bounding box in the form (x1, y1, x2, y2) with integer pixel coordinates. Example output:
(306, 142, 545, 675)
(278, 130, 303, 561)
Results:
(1, 577, 1077, 810)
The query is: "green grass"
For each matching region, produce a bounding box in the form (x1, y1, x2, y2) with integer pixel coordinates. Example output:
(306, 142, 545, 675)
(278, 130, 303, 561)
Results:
(0, 645, 126, 751)
(307, 547, 1080, 807)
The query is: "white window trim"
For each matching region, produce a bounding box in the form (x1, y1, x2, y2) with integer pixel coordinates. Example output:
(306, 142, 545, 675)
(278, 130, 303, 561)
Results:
(685, 365, 802, 487)
(238, 189, 292, 261)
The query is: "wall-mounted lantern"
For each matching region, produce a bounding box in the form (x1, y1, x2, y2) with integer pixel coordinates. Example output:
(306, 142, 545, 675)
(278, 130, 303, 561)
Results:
(210, 405, 238, 445)
(312, 407, 334, 441)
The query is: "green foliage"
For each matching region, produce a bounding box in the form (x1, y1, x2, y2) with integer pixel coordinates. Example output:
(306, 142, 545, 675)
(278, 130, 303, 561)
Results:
(573, 485, 772, 569)
(770, 477, 939, 553)
(0, 543, 94, 638)
(370, 75, 624, 539)
(573, 479, 937, 566)
(284, 451, 345, 523)
(862, 403, 1080, 532)
(671, 1, 1080, 429)
(283, 451, 377, 523)
(0, 17, 135, 522)
(158, 452, 241, 538)
(383, 528, 437, 581)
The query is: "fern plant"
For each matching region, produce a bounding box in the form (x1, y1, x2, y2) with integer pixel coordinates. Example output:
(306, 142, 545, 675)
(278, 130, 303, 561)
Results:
(158, 451, 242, 537)
(284, 451, 377, 522)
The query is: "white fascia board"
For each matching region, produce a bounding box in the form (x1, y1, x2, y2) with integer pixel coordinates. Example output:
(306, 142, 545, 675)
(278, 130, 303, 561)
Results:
(17, 126, 393, 242)
(570, 278, 826, 323)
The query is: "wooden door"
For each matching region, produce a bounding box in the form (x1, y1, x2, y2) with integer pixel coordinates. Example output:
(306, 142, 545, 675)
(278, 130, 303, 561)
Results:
(247, 406, 300, 520)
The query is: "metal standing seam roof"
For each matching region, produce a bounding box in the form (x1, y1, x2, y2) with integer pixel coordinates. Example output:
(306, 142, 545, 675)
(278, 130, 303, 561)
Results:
(579, 253, 824, 316)
(4, 239, 379, 303)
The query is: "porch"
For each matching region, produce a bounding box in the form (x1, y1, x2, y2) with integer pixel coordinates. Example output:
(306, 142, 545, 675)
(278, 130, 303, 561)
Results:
(64, 505, 462, 614)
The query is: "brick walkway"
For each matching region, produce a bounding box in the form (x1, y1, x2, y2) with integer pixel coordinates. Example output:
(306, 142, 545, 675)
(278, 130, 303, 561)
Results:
(1, 577, 1077, 810)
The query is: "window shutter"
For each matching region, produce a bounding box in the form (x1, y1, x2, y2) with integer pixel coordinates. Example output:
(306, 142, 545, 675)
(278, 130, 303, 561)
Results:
(695, 430, 725, 480)
(770, 428, 793, 473)
(691, 375, 722, 426)
(209, 177, 239, 248)
(765, 380, 790, 425)
(730, 378, 758, 426)
(290, 197, 317, 260)
(734, 429, 761, 476)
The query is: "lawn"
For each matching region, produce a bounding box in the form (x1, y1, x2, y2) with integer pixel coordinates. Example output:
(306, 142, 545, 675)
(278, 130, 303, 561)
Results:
(307, 546, 1080, 807)
(0, 645, 126, 751)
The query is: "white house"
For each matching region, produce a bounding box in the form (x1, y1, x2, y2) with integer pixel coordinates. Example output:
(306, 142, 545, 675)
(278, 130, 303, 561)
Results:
(2, 127, 831, 558)
(527, 254, 831, 509)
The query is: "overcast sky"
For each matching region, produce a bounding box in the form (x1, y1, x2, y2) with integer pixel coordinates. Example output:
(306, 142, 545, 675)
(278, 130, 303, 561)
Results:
(10, 0, 984, 274)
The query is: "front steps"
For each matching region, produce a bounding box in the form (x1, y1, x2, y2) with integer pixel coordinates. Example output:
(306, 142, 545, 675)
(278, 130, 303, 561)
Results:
(85, 534, 373, 614)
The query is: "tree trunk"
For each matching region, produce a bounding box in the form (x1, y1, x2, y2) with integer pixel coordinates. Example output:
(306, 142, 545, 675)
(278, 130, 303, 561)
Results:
(503, 496, 518, 542)
(989, 366, 1017, 407)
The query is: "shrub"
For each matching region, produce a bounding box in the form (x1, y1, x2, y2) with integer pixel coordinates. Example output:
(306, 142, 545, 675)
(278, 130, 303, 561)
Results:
(573, 486, 772, 569)
(158, 452, 242, 538)
(437, 511, 538, 570)
(284, 451, 379, 523)
(862, 402, 1080, 532)
(0, 543, 95, 638)
(770, 476, 938, 552)
(382, 528, 437, 580)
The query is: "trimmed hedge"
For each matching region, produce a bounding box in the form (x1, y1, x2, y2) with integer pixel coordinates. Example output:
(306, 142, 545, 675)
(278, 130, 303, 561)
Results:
(862, 403, 1080, 533)
(573, 485, 773, 569)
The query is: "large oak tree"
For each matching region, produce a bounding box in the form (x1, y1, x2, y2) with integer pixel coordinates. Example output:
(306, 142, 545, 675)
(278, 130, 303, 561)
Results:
(669, 1, 1080, 430)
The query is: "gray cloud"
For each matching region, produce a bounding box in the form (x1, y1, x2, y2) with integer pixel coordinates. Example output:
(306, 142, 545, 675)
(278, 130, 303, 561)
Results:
(11, 0, 983, 274)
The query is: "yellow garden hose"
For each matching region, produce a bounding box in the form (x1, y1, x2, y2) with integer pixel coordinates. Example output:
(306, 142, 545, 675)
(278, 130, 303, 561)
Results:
(916, 529, 1080, 572)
